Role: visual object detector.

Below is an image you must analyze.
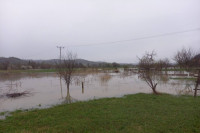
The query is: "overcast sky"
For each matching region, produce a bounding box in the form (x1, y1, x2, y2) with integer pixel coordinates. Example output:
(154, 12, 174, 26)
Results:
(0, 0, 200, 63)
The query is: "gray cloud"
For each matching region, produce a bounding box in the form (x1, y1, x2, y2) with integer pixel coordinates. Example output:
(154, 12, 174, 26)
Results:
(0, 0, 200, 63)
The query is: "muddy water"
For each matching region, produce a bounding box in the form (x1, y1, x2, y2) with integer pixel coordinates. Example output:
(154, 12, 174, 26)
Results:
(0, 71, 195, 112)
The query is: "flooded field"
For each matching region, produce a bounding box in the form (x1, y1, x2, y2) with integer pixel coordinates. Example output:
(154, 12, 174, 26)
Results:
(0, 70, 196, 113)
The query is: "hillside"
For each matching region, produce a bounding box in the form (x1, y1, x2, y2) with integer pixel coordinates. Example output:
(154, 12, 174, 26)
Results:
(0, 57, 27, 64)
(0, 57, 107, 67)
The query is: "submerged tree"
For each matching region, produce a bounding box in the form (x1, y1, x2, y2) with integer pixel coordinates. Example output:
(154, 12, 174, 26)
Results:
(64, 88, 77, 104)
(174, 48, 200, 97)
(56, 51, 77, 101)
(138, 51, 160, 94)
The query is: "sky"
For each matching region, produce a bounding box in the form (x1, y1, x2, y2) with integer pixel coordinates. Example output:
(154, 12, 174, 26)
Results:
(0, 0, 200, 63)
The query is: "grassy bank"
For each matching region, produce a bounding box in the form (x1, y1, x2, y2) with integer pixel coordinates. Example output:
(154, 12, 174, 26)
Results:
(0, 67, 195, 73)
(170, 77, 197, 81)
(0, 69, 57, 73)
(0, 68, 116, 73)
(0, 94, 200, 133)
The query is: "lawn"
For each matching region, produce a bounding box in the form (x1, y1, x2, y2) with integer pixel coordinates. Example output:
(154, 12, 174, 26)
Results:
(0, 93, 200, 133)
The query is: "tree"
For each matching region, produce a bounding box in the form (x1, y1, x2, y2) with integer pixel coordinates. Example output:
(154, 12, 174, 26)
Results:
(0, 61, 10, 70)
(57, 51, 77, 94)
(156, 58, 170, 71)
(174, 48, 200, 97)
(112, 62, 120, 68)
(138, 51, 160, 94)
(28, 60, 37, 69)
(174, 48, 195, 69)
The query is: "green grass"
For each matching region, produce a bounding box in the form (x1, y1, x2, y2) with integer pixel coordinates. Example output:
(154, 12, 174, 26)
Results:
(0, 112, 5, 116)
(170, 77, 197, 81)
(0, 68, 90, 73)
(0, 94, 200, 133)
(0, 68, 114, 73)
(0, 69, 57, 73)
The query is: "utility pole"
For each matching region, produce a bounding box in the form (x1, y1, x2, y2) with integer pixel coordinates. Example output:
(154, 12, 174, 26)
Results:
(57, 46, 65, 64)
(57, 46, 65, 99)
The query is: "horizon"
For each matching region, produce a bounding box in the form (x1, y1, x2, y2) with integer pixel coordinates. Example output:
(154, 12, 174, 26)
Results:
(0, 56, 136, 64)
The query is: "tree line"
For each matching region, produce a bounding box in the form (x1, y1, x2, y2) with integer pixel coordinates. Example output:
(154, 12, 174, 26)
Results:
(0, 59, 134, 70)
(138, 48, 200, 97)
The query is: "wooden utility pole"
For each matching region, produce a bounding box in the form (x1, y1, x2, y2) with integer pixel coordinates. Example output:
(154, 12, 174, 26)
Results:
(57, 46, 65, 64)
(57, 46, 65, 99)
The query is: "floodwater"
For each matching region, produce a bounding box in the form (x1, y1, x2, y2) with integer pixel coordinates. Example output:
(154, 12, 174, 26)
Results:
(0, 70, 196, 113)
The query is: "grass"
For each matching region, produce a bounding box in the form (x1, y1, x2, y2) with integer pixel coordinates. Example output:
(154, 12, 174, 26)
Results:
(0, 112, 5, 116)
(170, 77, 197, 81)
(0, 68, 115, 73)
(0, 67, 198, 73)
(0, 68, 92, 73)
(0, 69, 57, 73)
(0, 93, 200, 133)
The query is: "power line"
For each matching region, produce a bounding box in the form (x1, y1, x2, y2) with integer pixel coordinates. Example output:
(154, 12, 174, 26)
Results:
(68, 28, 200, 47)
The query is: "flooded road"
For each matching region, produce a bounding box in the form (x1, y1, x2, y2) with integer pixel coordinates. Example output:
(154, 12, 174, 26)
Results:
(0, 71, 195, 112)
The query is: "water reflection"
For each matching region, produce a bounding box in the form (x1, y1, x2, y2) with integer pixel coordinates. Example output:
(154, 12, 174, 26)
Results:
(119, 71, 134, 79)
(59, 75, 63, 99)
(176, 83, 193, 95)
(0, 80, 34, 100)
(0, 71, 197, 112)
(82, 82, 84, 94)
(160, 75, 169, 84)
(63, 88, 77, 104)
(100, 73, 112, 85)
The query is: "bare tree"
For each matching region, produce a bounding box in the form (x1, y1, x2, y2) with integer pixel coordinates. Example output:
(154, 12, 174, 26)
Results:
(174, 48, 200, 97)
(0, 61, 10, 70)
(57, 51, 77, 94)
(174, 48, 195, 69)
(138, 51, 160, 94)
(156, 58, 170, 71)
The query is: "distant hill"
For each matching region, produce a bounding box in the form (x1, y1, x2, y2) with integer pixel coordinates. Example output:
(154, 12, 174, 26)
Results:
(0, 57, 27, 64)
(28, 59, 106, 66)
(194, 54, 200, 59)
(0, 57, 107, 66)
(0, 57, 135, 71)
(193, 54, 200, 66)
